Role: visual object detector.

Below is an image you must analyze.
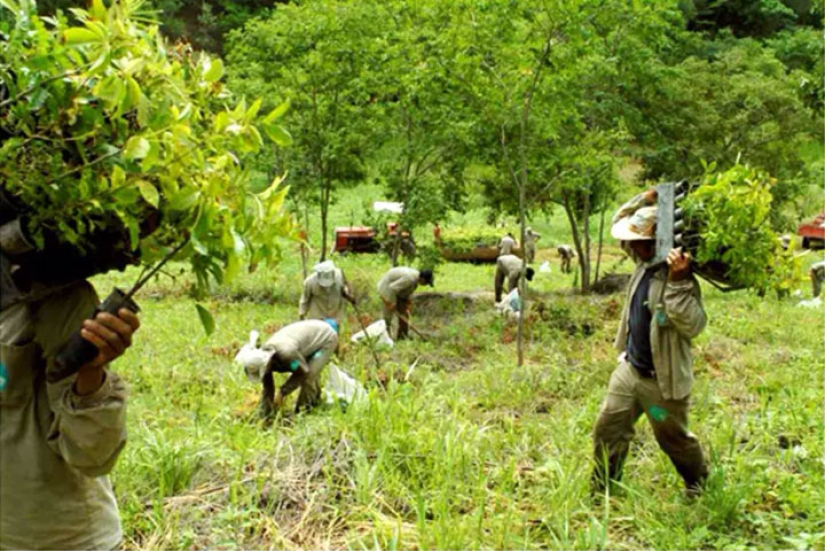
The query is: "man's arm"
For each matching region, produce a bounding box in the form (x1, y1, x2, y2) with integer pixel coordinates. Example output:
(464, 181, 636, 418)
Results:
(662, 249, 707, 339)
(39, 284, 137, 477)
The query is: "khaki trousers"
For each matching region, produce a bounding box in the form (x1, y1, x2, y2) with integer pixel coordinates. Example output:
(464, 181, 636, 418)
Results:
(383, 296, 411, 340)
(592, 359, 708, 491)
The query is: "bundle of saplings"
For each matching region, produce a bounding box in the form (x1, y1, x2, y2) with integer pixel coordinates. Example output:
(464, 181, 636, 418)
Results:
(0, 0, 295, 293)
(1, 0, 295, 375)
(680, 162, 800, 294)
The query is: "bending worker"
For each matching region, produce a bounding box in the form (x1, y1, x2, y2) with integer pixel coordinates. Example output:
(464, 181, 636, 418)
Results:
(494, 254, 535, 303)
(557, 244, 576, 274)
(377, 267, 434, 340)
(299, 260, 354, 326)
(592, 202, 709, 497)
(525, 227, 542, 263)
(498, 232, 517, 256)
(243, 319, 339, 417)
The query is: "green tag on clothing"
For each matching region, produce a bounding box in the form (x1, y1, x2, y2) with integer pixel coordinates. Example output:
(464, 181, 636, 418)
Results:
(656, 309, 667, 326)
(649, 405, 668, 422)
(0, 363, 6, 391)
(289, 359, 300, 372)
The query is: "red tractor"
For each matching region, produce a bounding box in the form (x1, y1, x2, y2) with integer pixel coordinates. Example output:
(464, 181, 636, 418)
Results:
(332, 223, 416, 258)
(332, 226, 381, 254)
(797, 211, 825, 249)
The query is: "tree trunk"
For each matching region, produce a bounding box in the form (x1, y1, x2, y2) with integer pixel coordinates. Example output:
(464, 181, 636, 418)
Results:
(319, 175, 328, 262)
(300, 204, 310, 279)
(581, 190, 591, 294)
(562, 193, 584, 293)
(594, 206, 606, 283)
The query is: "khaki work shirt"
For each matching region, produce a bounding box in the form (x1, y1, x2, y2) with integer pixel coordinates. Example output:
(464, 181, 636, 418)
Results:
(298, 270, 347, 325)
(377, 267, 420, 303)
(0, 281, 126, 551)
(262, 320, 338, 396)
(614, 263, 707, 401)
(497, 254, 523, 279)
(498, 236, 516, 255)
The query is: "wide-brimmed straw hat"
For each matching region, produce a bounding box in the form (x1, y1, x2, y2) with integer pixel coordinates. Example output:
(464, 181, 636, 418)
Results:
(611, 206, 657, 241)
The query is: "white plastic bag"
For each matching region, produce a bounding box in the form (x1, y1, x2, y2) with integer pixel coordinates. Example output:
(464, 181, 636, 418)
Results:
(797, 297, 823, 309)
(325, 363, 367, 406)
(234, 330, 274, 383)
(539, 261, 551, 273)
(351, 319, 394, 348)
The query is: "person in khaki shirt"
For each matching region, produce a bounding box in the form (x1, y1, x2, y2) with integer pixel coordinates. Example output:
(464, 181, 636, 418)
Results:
(592, 204, 708, 498)
(557, 244, 576, 274)
(376, 267, 433, 340)
(494, 254, 535, 303)
(524, 227, 541, 263)
(243, 319, 339, 417)
(0, 280, 140, 550)
(299, 260, 354, 326)
(497, 233, 517, 256)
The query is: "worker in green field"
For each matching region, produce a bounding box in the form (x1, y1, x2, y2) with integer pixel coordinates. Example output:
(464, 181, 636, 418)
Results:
(377, 267, 434, 340)
(810, 260, 825, 297)
(299, 260, 355, 326)
(498, 232, 517, 256)
(243, 319, 339, 418)
(524, 227, 542, 263)
(592, 203, 709, 498)
(494, 254, 535, 303)
(557, 244, 576, 274)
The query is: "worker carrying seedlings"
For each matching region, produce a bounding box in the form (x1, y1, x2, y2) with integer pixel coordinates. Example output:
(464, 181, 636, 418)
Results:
(494, 254, 535, 303)
(498, 232, 517, 256)
(592, 201, 709, 498)
(377, 267, 434, 340)
(243, 319, 339, 418)
(557, 245, 576, 274)
(299, 260, 355, 326)
(524, 227, 542, 263)
(810, 260, 825, 298)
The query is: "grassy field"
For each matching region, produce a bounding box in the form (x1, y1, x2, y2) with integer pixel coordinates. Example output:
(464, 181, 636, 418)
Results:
(93, 186, 824, 550)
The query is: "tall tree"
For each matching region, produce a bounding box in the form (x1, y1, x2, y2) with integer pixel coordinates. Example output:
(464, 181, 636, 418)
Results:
(371, 0, 474, 265)
(227, 1, 380, 260)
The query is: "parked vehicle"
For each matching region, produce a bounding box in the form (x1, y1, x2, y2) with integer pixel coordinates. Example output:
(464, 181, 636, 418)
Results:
(797, 211, 825, 249)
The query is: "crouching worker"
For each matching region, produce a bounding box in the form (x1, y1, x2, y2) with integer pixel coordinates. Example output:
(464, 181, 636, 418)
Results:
(494, 254, 535, 303)
(377, 267, 434, 340)
(592, 202, 709, 498)
(243, 319, 338, 418)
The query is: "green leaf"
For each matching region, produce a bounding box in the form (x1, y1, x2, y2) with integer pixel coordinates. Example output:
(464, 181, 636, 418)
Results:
(195, 303, 215, 336)
(202, 58, 224, 83)
(263, 99, 291, 123)
(262, 123, 293, 146)
(137, 180, 159, 208)
(63, 27, 101, 45)
(111, 165, 126, 187)
(168, 190, 200, 211)
(124, 137, 150, 160)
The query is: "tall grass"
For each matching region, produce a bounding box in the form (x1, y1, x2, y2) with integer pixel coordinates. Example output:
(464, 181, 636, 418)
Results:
(93, 188, 824, 550)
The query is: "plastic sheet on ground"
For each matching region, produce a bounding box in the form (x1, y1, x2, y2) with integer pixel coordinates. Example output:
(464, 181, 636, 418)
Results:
(796, 297, 823, 309)
(494, 289, 522, 321)
(539, 261, 551, 273)
(351, 319, 394, 348)
(324, 363, 368, 407)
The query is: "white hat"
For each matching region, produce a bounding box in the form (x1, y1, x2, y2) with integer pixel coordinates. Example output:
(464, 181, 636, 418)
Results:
(314, 260, 336, 287)
(611, 206, 657, 241)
